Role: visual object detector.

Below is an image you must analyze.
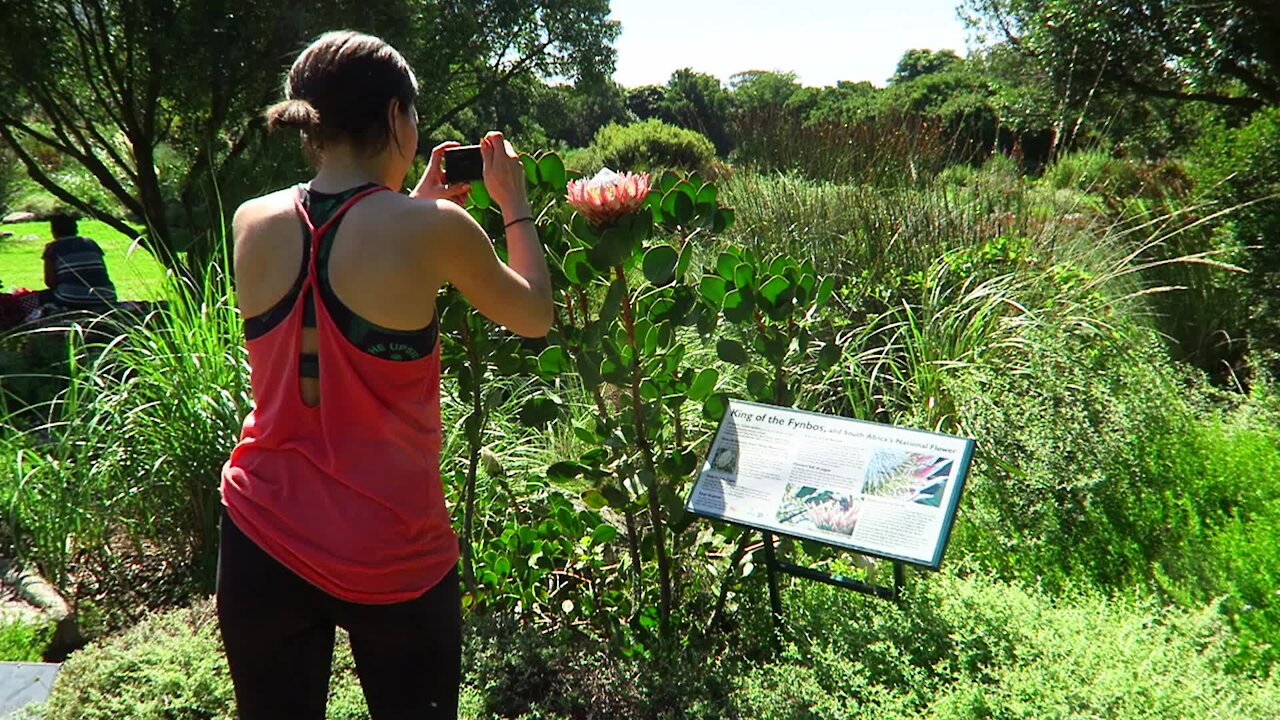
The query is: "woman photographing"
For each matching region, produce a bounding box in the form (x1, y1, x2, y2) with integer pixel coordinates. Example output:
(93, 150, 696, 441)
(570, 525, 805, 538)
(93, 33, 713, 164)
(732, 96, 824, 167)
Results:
(219, 30, 551, 719)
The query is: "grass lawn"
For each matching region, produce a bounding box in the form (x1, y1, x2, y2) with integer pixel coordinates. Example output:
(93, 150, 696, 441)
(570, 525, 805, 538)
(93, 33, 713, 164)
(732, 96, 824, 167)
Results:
(0, 220, 168, 301)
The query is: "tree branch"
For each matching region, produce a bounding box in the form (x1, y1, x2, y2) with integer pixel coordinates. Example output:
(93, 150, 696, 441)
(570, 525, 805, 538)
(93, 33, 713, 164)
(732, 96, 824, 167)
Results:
(422, 38, 555, 136)
(1118, 76, 1265, 110)
(0, 124, 138, 242)
(1, 113, 144, 219)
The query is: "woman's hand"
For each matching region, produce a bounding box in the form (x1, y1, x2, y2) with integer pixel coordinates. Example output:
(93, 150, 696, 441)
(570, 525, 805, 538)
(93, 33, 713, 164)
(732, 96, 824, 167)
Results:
(410, 141, 471, 205)
(480, 131, 531, 216)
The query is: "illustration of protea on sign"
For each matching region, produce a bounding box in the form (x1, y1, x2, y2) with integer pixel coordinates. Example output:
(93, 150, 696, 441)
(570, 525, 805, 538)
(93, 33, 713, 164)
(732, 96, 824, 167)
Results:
(565, 168, 651, 228)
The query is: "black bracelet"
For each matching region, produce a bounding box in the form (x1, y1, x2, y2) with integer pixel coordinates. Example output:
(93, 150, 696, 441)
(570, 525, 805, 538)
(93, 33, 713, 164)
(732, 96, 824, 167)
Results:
(504, 216, 534, 230)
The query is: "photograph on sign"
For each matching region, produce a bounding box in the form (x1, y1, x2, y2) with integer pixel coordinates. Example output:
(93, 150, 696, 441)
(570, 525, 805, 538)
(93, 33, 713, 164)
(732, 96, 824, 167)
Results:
(686, 400, 974, 568)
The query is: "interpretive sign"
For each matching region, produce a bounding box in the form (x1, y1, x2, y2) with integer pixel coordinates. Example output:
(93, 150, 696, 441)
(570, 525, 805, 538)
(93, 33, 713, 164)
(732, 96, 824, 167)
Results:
(687, 400, 974, 569)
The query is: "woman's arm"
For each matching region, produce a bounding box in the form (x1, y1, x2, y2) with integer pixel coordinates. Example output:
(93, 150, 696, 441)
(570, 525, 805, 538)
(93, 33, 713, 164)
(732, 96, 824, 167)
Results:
(431, 132, 553, 337)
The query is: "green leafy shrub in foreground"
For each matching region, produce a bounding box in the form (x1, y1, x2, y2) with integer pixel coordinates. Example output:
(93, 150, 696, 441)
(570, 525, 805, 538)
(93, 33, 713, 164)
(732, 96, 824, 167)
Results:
(42, 600, 237, 720)
(586, 119, 719, 177)
(41, 599, 394, 720)
(734, 574, 1280, 720)
(0, 616, 54, 662)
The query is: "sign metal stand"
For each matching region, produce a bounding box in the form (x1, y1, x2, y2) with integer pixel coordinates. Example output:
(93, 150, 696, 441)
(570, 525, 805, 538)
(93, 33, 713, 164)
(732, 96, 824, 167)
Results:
(761, 530, 905, 632)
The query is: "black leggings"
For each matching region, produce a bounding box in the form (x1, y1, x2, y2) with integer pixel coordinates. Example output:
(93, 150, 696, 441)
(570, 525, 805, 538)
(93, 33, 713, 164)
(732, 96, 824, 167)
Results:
(215, 510, 462, 720)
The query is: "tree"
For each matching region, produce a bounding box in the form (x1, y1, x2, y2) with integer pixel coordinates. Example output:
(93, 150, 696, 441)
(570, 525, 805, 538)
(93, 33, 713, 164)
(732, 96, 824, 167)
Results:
(890, 49, 962, 84)
(625, 85, 669, 123)
(663, 68, 734, 155)
(729, 70, 801, 115)
(965, 0, 1280, 112)
(0, 0, 617, 275)
(531, 79, 633, 149)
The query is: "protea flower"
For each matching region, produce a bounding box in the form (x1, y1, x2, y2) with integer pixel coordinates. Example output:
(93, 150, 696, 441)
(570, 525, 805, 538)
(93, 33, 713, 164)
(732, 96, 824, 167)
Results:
(807, 499, 859, 535)
(565, 168, 650, 228)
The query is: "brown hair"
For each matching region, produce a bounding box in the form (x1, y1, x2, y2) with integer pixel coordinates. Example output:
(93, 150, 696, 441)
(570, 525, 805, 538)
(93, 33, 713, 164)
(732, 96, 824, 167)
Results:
(265, 31, 418, 155)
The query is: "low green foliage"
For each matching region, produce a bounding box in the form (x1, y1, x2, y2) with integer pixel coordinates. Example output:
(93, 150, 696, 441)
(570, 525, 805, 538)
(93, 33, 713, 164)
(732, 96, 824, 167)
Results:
(733, 574, 1280, 720)
(42, 600, 236, 720)
(41, 599, 375, 720)
(0, 616, 54, 662)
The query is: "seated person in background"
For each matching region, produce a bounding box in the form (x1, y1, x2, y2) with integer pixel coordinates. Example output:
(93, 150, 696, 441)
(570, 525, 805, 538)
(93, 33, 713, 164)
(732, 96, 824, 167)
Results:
(42, 213, 117, 310)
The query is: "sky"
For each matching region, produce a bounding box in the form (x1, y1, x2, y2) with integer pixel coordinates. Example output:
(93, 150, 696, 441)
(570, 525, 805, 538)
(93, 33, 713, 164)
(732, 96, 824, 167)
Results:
(608, 0, 973, 90)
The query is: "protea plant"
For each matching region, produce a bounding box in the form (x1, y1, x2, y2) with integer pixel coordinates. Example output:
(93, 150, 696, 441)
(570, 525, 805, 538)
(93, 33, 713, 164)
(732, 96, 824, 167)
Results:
(565, 168, 651, 228)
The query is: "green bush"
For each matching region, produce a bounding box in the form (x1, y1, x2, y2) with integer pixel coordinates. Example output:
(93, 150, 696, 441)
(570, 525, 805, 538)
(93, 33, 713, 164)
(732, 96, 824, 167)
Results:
(42, 600, 236, 720)
(732, 574, 1280, 719)
(1043, 148, 1143, 197)
(41, 600, 382, 720)
(586, 120, 718, 177)
(0, 616, 54, 662)
(1189, 106, 1280, 370)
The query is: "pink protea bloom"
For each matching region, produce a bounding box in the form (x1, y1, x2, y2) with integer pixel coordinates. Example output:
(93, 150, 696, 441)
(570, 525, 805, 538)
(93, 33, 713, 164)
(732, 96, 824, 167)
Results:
(565, 168, 651, 228)
(807, 500, 859, 535)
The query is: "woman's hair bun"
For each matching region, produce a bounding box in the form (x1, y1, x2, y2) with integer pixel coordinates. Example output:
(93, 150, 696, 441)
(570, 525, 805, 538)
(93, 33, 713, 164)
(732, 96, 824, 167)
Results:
(265, 99, 320, 133)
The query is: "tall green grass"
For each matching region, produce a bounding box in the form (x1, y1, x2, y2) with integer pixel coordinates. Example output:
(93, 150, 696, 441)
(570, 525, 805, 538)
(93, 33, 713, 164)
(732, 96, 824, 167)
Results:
(0, 265, 248, 590)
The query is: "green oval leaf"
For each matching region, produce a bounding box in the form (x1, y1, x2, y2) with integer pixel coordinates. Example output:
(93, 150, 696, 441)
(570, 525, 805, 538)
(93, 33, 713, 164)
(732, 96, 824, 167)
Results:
(816, 275, 836, 307)
(716, 338, 749, 366)
(469, 180, 491, 210)
(696, 182, 717, 205)
(675, 241, 693, 279)
(687, 367, 719, 401)
(746, 369, 771, 401)
(659, 170, 681, 194)
(699, 275, 728, 306)
(582, 490, 608, 509)
(538, 346, 572, 375)
(733, 262, 754, 290)
(520, 154, 538, 186)
(673, 192, 695, 225)
(759, 275, 792, 304)
(591, 524, 619, 544)
(722, 289, 754, 323)
(537, 153, 567, 190)
(600, 278, 625, 326)
(548, 461, 586, 482)
(563, 247, 593, 284)
(712, 207, 735, 234)
(520, 396, 562, 426)
(642, 245, 679, 286)
(716, 252, 738, 280)
(702, 392, 729, 422)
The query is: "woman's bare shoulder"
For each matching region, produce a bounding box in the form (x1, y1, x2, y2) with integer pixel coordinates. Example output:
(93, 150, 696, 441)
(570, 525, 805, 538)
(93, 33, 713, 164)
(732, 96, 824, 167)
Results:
(233, 188, 300, 238)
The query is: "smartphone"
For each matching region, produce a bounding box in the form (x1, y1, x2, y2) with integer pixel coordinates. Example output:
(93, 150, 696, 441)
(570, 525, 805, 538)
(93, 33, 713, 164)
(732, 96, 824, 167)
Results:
(443, 145, 483, 183)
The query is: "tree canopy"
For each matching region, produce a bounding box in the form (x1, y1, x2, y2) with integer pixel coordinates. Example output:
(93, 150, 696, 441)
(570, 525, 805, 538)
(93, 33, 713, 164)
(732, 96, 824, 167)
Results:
(965, 0, 1280, 112)
(0, 0, 616, 274)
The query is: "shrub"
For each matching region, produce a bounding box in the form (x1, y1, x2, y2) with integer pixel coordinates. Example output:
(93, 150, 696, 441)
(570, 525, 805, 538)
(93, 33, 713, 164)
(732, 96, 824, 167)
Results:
(586, 120, 718, 177)
(41, 600, 377, 720)
(42, 600, 236, 720)
(732, 574, 1280, 719)
(1189, 106, 1280, 372)
(0, 616, 55, 662)
(1043, 148, 1143, 197)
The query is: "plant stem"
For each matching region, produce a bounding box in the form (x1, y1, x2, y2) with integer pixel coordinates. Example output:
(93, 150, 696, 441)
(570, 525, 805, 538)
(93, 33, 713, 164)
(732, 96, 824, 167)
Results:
(614, 264, 672, 636)
(705, 531, 753, 635)
(458, 316, 484, 595)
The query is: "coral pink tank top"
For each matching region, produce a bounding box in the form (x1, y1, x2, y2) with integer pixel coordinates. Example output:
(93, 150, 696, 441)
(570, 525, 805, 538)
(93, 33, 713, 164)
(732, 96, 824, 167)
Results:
(221, 185, 458, 604)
